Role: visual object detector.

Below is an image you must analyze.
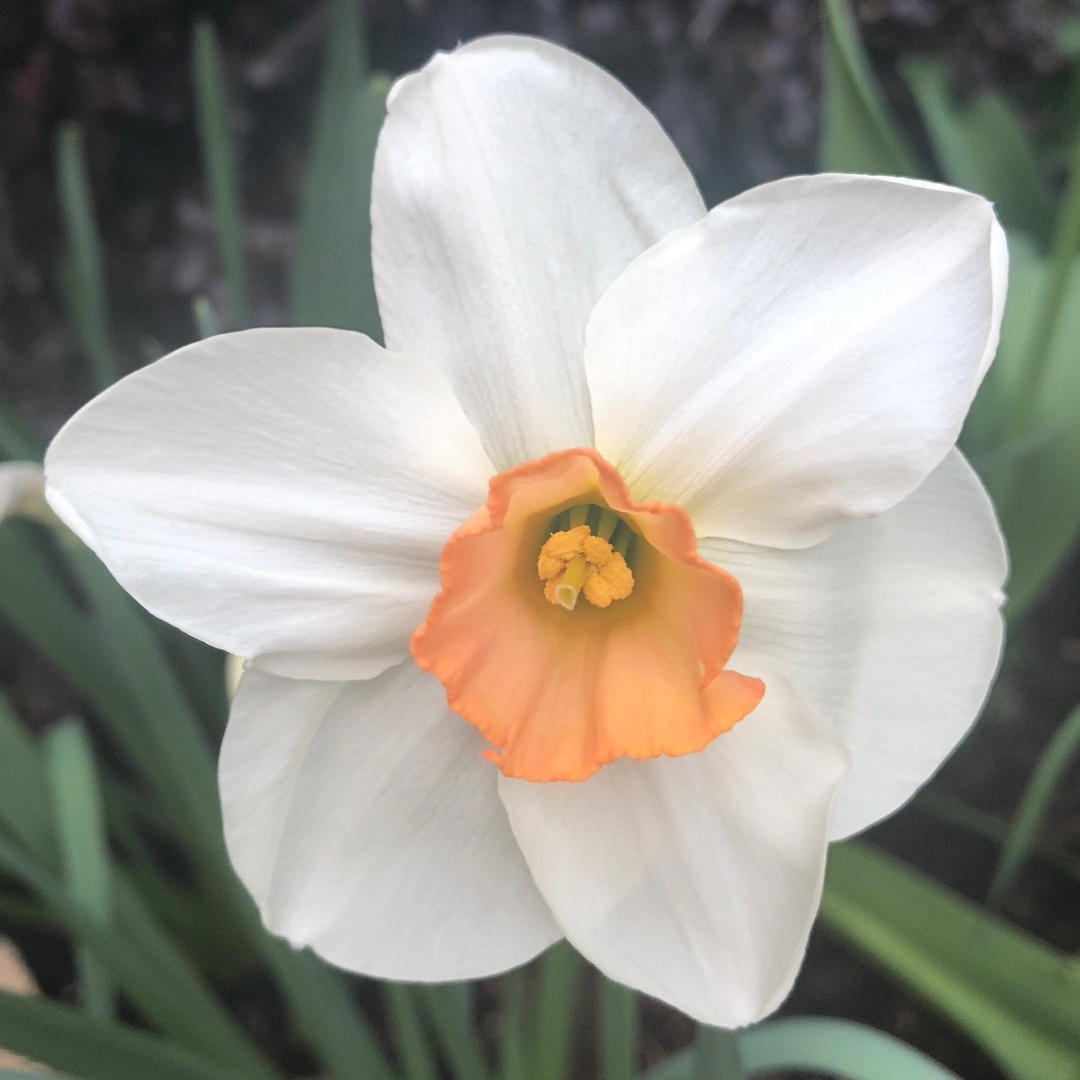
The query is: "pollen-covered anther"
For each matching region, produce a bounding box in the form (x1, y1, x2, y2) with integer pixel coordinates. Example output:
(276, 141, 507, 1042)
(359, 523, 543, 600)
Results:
(537, 524, 634, 611)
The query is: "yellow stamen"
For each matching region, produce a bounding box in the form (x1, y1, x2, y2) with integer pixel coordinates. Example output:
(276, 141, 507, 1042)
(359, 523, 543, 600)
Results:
(538, 523, 634, 611)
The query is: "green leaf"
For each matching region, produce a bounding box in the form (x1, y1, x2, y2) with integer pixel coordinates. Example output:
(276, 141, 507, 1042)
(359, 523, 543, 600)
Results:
(528, 941, 584, 1080)
(263, 945, 398, 1080)
(416, 984, 491, 1080)
(988, 703, 1080, 907)
(741, 1019, 963, 1079)
(819, 842, 1080, 1080)
(290, 0, 387, 336)
(498, 972, 527, 1080)
(691, 1026, 743, 1080)
(819, 0, 914, 175)
(193, 20, 252, 329)
(0, 1071, 68, 1079)
(386, 982, 439, 1080)
(902, 59, 1054, 245)
(45, 718, 114, 1018)
(0, 829, 274, 1074)
(0, 693, 54, 861)
(599, 978, 638, 1080)
(54, 122, 115, 390)
(0, 398, 42, 462)
(0, 989, 272, 1080)
(59, 542, 220, 834)
(965, 237, 1080, 615)
(647, 1019, 963, 1080)
(917, 791, 1080, 886)
(0, 523, 142, 745)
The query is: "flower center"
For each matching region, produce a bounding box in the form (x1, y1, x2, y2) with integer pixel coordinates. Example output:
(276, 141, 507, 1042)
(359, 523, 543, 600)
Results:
(537, 504, 634, 611)
(411, 448, 764, 783)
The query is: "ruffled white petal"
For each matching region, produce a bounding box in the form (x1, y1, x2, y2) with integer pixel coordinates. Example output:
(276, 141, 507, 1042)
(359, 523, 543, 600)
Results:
(45, 328, 492, 681)
(222, 662, 562, 980)
(587, 174, 1007, 548)
(498, 663, 848, 1026)
(700, 450, 1006, 839)
(372, 34, 705, 471)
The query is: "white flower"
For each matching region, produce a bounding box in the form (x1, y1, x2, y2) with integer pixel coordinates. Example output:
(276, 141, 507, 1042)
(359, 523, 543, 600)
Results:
(43, 36, 1007, 1026)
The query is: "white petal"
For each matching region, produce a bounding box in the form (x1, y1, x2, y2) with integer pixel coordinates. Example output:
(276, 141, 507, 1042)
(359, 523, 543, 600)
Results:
(700, 450, 1006, 840)
(372, 35, 705, 471)
(222, 662, 561, 980)
(587, 174, 1007, 547)
(45, 328, 492, 681)
(498, 664, 848, 1026)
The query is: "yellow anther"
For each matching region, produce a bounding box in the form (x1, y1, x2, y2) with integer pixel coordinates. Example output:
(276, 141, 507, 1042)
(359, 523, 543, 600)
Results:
(538, 524, 634, 611)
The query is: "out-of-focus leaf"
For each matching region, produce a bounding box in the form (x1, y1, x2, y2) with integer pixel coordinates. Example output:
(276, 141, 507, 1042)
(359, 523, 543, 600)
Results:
(819, 0, 914, 174)
(529, 942, 584, 1080)
(193, 20, 251, 328)
(599, 978, 638, 1080)
(0, 989, 273, 1080)
(500, 973, 527, 1080)
(54, 123, 115, 390)
(917, 791, 1080, 886)
(691, 1026, 742, 1080)
(0, 694, 53, 861)
(263, 945, 397, 1080)
(416, 985, 491, 1080)
(646, 1018, 963, 1080)
(820, 842, 1080, 1080)
(902, 59, 1054, 245)
(386, 983, 439, 1080)
(0, 400, 42, 463)
(963, 235, 1080, 615)
(988, 703, 1080, 908)
(0, 831, 274, 1074)
(45, 718, 114, 1018)
(290, 0, 387, 336)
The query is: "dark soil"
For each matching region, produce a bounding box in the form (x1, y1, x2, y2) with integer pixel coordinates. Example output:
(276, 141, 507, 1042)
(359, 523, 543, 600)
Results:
(2, 2, 1080, 1078)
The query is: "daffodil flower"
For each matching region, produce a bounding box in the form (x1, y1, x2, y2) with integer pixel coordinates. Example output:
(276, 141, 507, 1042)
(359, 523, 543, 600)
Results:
(43, 36, 1007, 1026)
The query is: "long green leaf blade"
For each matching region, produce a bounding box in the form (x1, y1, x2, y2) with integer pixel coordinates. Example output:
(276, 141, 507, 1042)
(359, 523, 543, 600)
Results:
(988, 703, 1080, 907)
(819, 0, 914, 174)
(45, 717, 114, 1018)
(645, 1019, 963, 1080)
(386, 982, 438, 1080)
(692, 1026, 742, 1080)
(417, 984, 491, 1080)
(290, 0, 386, 336)
(901, 59, 1054, 244)
(55, 122, 115, 390)
(528, 942, 583, 1080)
(264, 945, 397, 1080)
(599, 979, 637, 1080)
(193, 19, 252, 328)
(820, 842, 1080, 1080)
(0, 693, 53, 861)
(0, 989, 271, 1080)
(0, 400, 42, 462)
(0, 829, 275, 1074)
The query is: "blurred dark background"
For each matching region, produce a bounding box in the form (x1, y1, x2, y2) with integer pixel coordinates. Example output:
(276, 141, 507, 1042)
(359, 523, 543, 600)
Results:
(1, 2, 1080, 1077)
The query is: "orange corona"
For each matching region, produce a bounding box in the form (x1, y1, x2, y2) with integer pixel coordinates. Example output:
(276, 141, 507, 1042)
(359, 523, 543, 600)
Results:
(411, 448, 765, 783)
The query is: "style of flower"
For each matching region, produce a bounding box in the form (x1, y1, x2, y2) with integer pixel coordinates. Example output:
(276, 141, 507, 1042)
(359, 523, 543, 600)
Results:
(43, 35, 1008, 1027)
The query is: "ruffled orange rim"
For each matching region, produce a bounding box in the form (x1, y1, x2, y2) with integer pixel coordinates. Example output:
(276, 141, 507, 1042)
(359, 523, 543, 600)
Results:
(411, 448, 764, 782)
